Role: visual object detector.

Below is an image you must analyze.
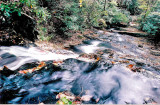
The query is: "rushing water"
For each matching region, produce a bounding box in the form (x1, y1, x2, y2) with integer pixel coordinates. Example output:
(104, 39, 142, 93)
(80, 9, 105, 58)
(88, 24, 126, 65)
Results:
(0, 30, 160, 104)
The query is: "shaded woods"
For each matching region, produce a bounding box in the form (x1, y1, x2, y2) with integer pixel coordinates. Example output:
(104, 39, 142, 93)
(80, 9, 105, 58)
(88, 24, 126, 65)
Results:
(0, 0, 160, 46)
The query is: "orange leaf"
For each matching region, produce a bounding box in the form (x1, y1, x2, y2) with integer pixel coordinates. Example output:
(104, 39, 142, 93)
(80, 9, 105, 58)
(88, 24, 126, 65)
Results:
(23, 70, 28, 74)
(73, 101, 81, 104)
(111, 61, 115, 64)
(53, 11, 56, 14)
(53, 60, 63, 65)
(57, 100, 64, 105)
(3, 65, 9, 69)
(119, 60, 129, 63)
(38, 62, 46, 67)
(19, 62, 46, 74)
(125, 61, 129, 63)
(127, 64, 134, 69)
(97, 57, 100, 61)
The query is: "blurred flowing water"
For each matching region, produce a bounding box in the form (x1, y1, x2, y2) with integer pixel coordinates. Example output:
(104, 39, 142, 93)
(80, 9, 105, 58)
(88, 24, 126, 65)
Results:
(0, 31, 160, 104)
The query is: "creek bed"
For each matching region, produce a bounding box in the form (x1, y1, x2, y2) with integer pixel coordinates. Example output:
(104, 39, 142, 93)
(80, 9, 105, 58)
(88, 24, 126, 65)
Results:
(0, 31, 160, 104)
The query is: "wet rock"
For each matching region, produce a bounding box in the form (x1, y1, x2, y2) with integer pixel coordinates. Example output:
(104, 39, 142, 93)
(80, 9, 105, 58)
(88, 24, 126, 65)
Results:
(108, 28, 115, 32)
(8, 97, 22, 104)
(103, 49, 114, 54)
(0, 87, 20, 104)
(96, 30, 104, 35)
(0, 53, 16, 59)
(64, 44, 70, 49)
(17, 62, 39, 71)
(83, 35, 100, 40)
(112, 27, 148, 37)
(24, 43, 37, 48)
(0, 66, 15, 77)
(79, 53, 100, 60)
(135, 62, 145, 67)
(143, 97, 157, 104)
(138, 44, 143, 48)
(0, 28, 160, 104)
(150, 50, 160, 56)
(90, 33, 94, 35)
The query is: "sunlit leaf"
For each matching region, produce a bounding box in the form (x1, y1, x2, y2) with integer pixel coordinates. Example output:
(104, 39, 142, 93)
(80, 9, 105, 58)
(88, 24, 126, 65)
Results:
(127, 64, 134, 69)
(19, 62, 46, 74)
(97, 57, 100, 61)
(111, 61, 115, 64)
(61, 97, 69, 104)
(56, 100, 64, 105)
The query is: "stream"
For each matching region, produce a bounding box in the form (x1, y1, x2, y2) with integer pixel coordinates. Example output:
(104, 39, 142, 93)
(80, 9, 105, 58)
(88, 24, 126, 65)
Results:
(0, 30, 160, 104)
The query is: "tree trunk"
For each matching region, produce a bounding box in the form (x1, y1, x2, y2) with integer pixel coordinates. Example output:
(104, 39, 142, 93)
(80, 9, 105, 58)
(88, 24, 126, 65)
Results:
(104, 0, 107, 11)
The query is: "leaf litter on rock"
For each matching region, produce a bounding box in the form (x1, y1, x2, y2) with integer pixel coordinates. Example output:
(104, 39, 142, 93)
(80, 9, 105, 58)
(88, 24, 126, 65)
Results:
(18, 61, 46, 74)
(56, 91, 94, 104)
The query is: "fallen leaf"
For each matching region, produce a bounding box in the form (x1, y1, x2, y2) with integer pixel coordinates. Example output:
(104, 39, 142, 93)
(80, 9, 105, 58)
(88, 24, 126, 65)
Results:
(97, 57, 100, 61)
(56, 93, 73, 105)
(57, 100, 64, 105)
(127, 64, 134, 69)
(3, 65, 9, 69)
(19, 62, 46, 74)
(111, 61, 115, 64)
(119, 60, 129, 63)
(61, 97, 69, 104)
(53, 60, 63, 65)
(131, 67, 142, 72)
(73, 101, 81, 104)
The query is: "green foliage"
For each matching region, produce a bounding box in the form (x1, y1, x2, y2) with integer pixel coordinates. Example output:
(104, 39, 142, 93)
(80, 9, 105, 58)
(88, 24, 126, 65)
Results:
(0, 0, 37, 18)
(54, 0, 131, 31)
(141, 12, 160, 36)
(54, 0, 102, 31)
(0, 1, 22, 18)
(1, 0, 137, 41)
(82, 0, 102, 28)
(63, 2, 84, 30)
(98, 18, 107, 28)
(102, 1, 129, 25)
(0, 0, 50, 23)
(138, 0, 160, 36)
(117, 0, 140, 14)
(34, 7, 51, 23)
(0, 0, 51, 41)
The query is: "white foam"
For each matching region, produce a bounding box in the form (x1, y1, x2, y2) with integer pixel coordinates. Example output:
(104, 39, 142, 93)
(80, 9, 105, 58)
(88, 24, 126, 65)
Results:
(0, 46, 79, 70)
(79, 41, 102, 54)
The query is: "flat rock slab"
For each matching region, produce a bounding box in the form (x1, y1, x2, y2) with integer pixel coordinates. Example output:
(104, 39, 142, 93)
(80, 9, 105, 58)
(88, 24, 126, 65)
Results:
(112, 27, 148, 37)
(150, 50, 160, 56)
